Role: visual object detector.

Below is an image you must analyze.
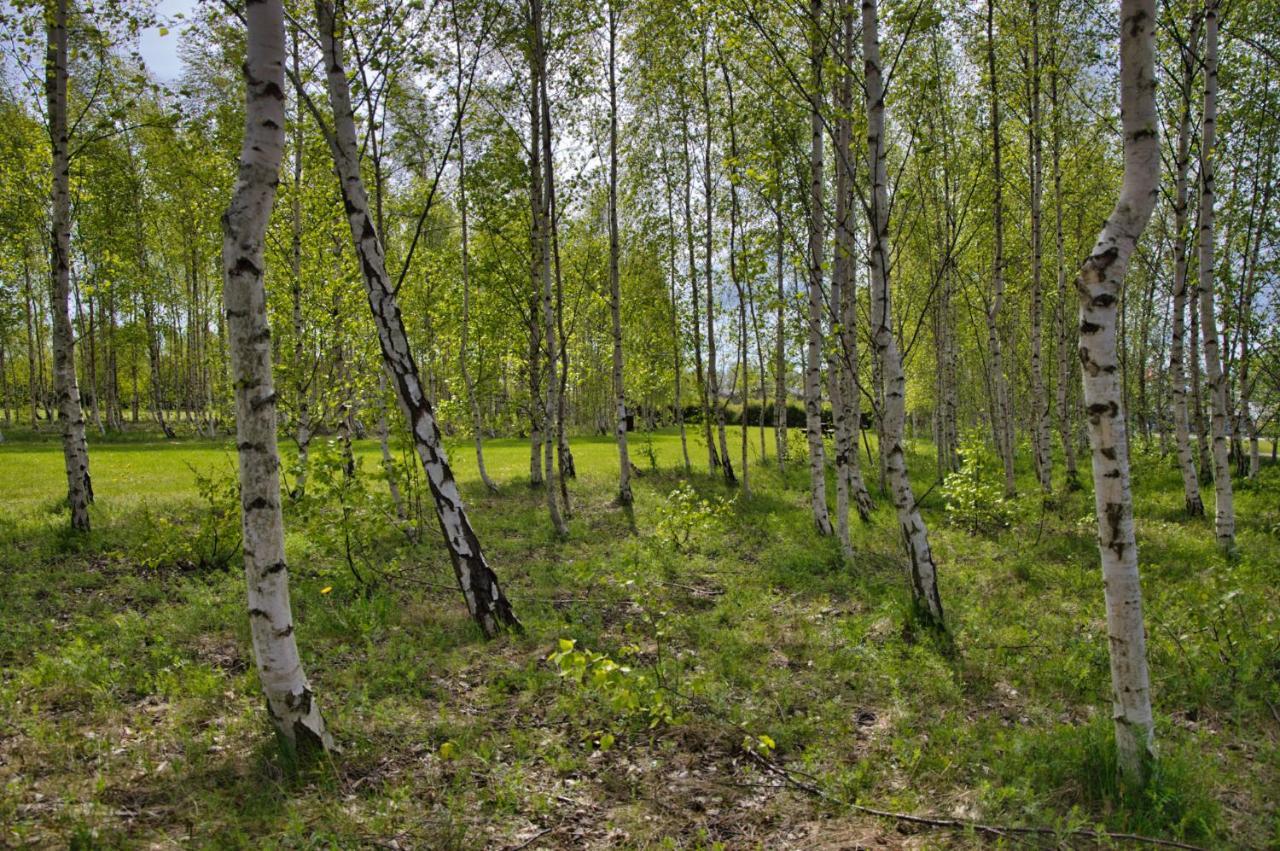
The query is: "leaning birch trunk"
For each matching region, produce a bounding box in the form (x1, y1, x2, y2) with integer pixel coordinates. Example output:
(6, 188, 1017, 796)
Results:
(1169, 12, 1204, 516)
(315, 0, 520, 634)
(222, 0, 331, 752)
(862, 0, 943, 625)
(839, 14, 872, 521)
(1075, 0, 1159, 788)
(804, 0, 832, 535)
(607, 1, 632, 505)
(1196, 0, 1234, 550)
(985, 0, 1015, 498)
(46, 0, 93, 532)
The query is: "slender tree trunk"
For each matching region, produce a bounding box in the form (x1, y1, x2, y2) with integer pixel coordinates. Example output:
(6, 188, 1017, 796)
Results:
(314, 0, 521, 633)
(289, 27, 313, 500)
(774, 199, 788, 471)
(452, 14, 498, 495)
(662, 146, 692, 473)
(832, 4, 872, 536)
(1196, 0, 1234, 550)
(528, 0, 570, 534)
(1169, 12, 1204, 515)
(607, 1, 632, 505)
(805, 0, 832, 534)
(222, 0, 332, 752)
(23, 249, 39, 429)
(719, 47, 749, 496)
(680, 106, 717, 473)
(1189, 251, 1210, 477)
(46, 0, 93, 531)
(528, 308, 543, 486)
(985, 0, 1015, 497)
(1028, 2, 1051, 494)
(701, 39, 734, 486)
(1075, 0, 1160, 789)
(863, 0, 943, 624)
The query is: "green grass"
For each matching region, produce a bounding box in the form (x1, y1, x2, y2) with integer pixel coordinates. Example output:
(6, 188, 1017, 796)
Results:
(1, 424, 1277, 848)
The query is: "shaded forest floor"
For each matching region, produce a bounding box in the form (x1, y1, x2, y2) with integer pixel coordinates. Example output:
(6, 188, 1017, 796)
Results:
(1, 427, 1278, 848)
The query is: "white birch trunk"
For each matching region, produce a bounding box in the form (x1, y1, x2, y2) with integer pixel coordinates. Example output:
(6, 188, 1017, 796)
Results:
(1196, 0, 1234, 550)
(46, 0, 93, 532)
(832, 6, 872, 532)
(1075, 0, 1159, 788)
(607, 2, 632, 505)
(529, 0, 570, 536)
(1028, 2, 1052, 494)
(863, 0, 943, 625)
(222, 0, 331, 752)
(805, 0, 832, 535)
(1170, 13, 1205, 516)
(452, 18, 498, 496)
(315, 0, 521, 633)
(985, 0, 1015, 498)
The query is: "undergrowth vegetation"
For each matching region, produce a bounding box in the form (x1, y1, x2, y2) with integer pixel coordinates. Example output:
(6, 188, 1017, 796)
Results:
(1, 429, 1277, 848)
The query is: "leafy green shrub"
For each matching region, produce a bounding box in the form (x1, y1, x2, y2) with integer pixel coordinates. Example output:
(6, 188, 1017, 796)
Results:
(135, 466, 241, 572)
(653, 484, 732, 552)
(942, 432, 1013, 535)
(547, 638, 674, 736)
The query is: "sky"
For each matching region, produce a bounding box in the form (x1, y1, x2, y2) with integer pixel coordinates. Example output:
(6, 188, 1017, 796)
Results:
(137, 0, 195, 82)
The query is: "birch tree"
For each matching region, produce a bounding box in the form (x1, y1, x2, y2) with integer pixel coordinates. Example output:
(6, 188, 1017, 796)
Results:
(607, 0, 632, 505)
(46, 0, 93, 531)
(1196, 0, 1234, 549)
(863, 0, 944, 625)
(311, 0, 521, 635)
(1075, 0, 1160, 788)
(222, 0, 332, 751)
(1168, 10, 1205, 516)
(985, 0, 1015, 498)
(804, 0, 831, 535)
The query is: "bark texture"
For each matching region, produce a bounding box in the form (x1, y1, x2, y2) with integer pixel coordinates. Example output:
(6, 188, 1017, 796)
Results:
(985, 0, 1016, 498)
(1170, 12, 1204, 516)
(223, 0, 332, 752)
(1196, 0, 1234, 549)
(1075, 0, 1159, 788)
(805, 0, 832, 535)
(863, 0, 944, 625)
(316, 0, 520, 635)
(607, 2, 632, 505)
(46, 0, 93, 531)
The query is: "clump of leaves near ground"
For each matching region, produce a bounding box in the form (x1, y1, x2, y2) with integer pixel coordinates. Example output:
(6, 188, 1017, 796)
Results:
(942, 430, 1015, 535)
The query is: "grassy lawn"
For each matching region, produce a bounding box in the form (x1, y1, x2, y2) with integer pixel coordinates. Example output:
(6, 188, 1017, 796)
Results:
(1, 426, 1277, 848)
